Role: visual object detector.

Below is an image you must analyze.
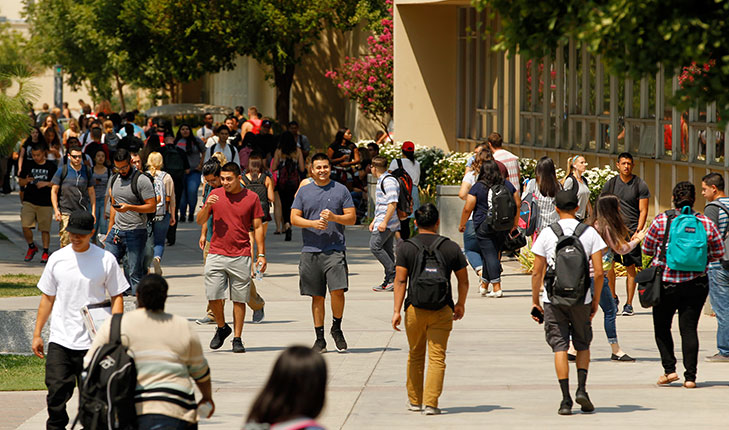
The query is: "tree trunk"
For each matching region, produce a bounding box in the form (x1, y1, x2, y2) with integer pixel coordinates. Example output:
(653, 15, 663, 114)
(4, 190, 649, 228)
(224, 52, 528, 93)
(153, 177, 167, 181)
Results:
(273, 63, 295, 125)
(114, 73, 126, 112)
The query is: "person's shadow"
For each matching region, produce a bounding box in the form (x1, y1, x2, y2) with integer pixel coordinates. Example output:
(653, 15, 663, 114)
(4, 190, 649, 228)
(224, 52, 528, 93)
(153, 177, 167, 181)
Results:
(593, 404, 653, 414)
(440, 405, 513, 414)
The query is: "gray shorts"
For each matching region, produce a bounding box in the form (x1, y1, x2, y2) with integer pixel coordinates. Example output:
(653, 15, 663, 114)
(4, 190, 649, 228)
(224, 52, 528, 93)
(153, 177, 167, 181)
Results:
(544, 302, 593, 352)
(204, 253, 251, 303)
(299, 251, 349, 297)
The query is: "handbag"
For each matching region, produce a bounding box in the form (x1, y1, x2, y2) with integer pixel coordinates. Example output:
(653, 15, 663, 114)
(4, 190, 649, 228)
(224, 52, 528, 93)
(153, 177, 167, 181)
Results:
(635, 213, 674, 308)
(503, 229, 527, 252)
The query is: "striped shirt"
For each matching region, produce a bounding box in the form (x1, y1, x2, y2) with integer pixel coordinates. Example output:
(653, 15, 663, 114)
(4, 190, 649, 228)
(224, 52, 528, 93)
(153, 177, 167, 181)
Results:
(522, 178, 559, 236)
(493, 149, 520, 190)
(642, 210, 724, 283)
(85, 309, 210, 423)
(374, 174, 401, 231)
(703, 196, 729, 270)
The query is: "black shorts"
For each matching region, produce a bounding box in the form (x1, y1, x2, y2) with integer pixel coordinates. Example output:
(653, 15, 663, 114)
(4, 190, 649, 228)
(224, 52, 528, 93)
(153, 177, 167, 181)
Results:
(544, 303, 593, 352)
(614, 244, 642, 267)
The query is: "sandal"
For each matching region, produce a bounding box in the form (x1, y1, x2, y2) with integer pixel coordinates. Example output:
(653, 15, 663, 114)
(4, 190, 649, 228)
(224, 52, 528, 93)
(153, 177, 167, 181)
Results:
(683, 380, 697, 389)
(657, 373, 680, 385)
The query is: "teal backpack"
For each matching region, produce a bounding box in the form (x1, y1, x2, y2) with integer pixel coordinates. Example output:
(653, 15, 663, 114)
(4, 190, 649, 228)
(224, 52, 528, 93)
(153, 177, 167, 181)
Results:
(665, 206, 708, 272)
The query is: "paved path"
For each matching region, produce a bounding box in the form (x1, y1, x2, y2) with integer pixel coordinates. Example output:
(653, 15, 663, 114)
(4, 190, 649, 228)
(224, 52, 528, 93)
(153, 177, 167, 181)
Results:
(0, 191, 727, 429)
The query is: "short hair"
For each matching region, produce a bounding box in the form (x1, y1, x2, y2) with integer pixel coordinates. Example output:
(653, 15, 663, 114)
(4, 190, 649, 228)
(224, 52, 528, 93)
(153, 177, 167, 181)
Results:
(288, 120, 299, 127)
(30, 143, 46, 153)
(235, 106, 245, 115)
(617, 152, 633, 162)
(215, 124, 230, 134)
(202, 159, 222, 177)
(487, 132, 503, 148)
(703, 172, 724, 191)
(414, 203, 439, 228)
(136, 274, 168, 312)
(672, 181, 696, 209)
(367, 142, 379, 153)
(124, 111, 135, 122)
(225, 115, 237, 124)
(203, 112, 212, 118)
(371, 155, 388, 169)
(310, 153, 331, 166)
(114, 147, 131, 162)
(68, 144, 83, 154)
(221, 161, 241, 177)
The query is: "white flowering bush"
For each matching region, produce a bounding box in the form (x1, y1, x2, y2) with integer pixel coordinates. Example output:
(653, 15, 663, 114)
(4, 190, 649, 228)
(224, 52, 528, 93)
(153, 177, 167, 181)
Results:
(583, 165, 618, 203)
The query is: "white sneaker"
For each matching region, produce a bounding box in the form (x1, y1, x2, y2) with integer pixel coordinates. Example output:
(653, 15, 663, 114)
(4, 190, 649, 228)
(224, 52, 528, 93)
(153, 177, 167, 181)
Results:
(152, 256, 163, 275)
(487, 290, 503, 298)
(479, 285, 488, 296)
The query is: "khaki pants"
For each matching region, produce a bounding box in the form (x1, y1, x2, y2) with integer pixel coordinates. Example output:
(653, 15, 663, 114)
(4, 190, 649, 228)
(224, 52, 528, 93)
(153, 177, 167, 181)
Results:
(58, 213, 71, 248)
(405, 305, 453, 408)
(203, 241, 265, 318)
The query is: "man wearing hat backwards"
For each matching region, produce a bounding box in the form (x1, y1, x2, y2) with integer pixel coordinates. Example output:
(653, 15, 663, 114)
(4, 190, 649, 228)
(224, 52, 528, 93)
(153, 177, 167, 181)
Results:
(530, 190, 607, 416)
(31, 210, 129, 430)
(389, 141, 421, 239)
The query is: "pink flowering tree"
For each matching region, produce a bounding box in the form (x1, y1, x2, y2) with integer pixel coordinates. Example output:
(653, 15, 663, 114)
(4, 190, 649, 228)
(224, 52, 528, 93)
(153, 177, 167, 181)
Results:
(326, 1, 393, 137)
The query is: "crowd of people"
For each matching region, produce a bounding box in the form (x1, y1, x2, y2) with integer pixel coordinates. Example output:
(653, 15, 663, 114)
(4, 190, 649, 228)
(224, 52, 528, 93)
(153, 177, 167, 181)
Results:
(18, 100, 729, 428)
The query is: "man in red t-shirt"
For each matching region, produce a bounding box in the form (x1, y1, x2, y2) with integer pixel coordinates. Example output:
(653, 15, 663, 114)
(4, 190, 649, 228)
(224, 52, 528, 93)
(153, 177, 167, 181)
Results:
(196, 162, 266, 353)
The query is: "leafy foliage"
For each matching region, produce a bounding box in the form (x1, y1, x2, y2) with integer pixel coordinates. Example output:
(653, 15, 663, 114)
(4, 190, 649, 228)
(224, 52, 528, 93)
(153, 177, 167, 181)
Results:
(474, 0, 729, 124)
(0, 71, 37, 155)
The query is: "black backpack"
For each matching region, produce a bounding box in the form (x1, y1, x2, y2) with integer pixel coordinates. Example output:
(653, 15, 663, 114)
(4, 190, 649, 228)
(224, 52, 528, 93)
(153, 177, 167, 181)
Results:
(74, 314, 137, 430)
(162, 146, 187, 177)
(384, 159, 414, 220)
(544, 222, 591, 306)
(406, 236, 452, 310)
(109, 170, 157, 222)
(484, 181, 517, 232)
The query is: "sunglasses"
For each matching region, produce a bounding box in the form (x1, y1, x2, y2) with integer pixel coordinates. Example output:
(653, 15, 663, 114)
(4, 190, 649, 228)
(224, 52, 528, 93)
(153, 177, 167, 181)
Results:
(69, 154, 82, 159)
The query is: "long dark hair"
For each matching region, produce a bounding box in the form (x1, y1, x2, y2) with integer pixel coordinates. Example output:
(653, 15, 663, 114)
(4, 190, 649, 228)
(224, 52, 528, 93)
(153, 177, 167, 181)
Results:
(246, 346, 327, 425)
(593, 194, 630, 250)
(535, 156, 560, 197)
(332, 127, 349, 147)
(24, 126, 47, 149)
(278, 131, 297, 157)
(173, 123, 199, 154)
(477, 160, 504, 188)
(242, 131, 257, 149)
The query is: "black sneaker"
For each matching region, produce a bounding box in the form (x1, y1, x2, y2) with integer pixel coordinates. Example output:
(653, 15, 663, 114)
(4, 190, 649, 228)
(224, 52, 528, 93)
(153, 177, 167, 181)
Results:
(575, 390, 594, 412)
(331, 328, 348, 352)
(210, 324, 232, 350)
(622, 304, 634, 316)
(232, 337, 245, 353)
(558, 399, 573, 415)
(284, 228, 292, 241)
(312, 338, 327, 353)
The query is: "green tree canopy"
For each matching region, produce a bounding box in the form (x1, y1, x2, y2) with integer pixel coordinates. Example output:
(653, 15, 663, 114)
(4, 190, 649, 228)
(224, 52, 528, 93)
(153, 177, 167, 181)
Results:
(475, 0, 729, 122)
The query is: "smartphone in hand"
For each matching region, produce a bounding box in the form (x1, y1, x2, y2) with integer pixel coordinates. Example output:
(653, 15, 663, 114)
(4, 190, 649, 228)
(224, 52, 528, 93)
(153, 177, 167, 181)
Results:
(531, 307, 544, 324)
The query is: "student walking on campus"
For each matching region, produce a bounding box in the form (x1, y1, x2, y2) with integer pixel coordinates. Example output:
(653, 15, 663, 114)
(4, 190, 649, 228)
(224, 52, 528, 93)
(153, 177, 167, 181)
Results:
(197, 162, 266, 353)
(531, 190, 606, 415)
(392, 203, 469, 415)
(18, 143, 57, 263)
(701, 173, 729, 362)
(389, 141, 420, 239)
(486, 132, 520, 191)
(602, 152, 650, 316)
(521, 156, 560, 238)
(31, 210, 127, 430)
(643, 182, 724, 387)
(370, 155, 401, 292)
(50, 144, 95, 248)
(145, 152, 176, 275)
(84, 275, 214, 428)
(562, 155, 592, 221)
(104, 148, 156, 294)
(291, 153, 357, 353)
(458, 160, 519, 297)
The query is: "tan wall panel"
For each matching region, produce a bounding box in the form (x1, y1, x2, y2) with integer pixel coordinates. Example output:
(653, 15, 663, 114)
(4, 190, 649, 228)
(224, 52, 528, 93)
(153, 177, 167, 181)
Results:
(394, 4, 457, 151)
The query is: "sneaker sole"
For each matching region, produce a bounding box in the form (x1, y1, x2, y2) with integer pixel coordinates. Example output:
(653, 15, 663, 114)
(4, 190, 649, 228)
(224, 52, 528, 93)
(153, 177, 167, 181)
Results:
(575, 395, 594, 413)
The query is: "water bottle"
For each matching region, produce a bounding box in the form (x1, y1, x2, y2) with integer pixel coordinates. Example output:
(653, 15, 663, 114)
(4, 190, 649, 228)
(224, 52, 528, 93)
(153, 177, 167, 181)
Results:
(255, 261, 263, 281)
(197, 400, 213, 419)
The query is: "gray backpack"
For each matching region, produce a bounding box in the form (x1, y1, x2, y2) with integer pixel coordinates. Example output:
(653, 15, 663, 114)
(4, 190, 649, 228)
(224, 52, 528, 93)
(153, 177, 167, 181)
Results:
(706, 200, 729, 270)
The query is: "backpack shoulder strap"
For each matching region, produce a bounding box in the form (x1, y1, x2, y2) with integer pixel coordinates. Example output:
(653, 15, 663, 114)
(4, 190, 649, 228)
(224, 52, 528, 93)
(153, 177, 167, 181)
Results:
(130, 170, 144, 203)
(608, 175, 617, 195)
(396, 158, 404, 170)
(110, 313, 123, 345)
(60, 161, 68, 185)
(429, 236, 448, 253)
(241, 174, 251, 186)
(659, 211, 675, 263)
(549, 222, 564, 238)
(706, 200, 729, 238)
(573, 222, 589, 238)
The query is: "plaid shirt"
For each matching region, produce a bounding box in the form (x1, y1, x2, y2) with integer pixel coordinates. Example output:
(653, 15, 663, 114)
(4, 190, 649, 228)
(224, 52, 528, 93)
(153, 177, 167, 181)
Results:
(642, 210, 725, 283)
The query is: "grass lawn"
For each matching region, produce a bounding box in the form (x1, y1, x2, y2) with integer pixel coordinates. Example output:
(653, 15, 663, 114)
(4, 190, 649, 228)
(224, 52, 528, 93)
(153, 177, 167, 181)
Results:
(0, 274, 41, 297)
(0, 354, 45, 391)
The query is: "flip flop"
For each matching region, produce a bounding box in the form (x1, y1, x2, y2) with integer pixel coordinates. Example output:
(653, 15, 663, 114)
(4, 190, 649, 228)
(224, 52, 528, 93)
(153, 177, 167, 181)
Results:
(657, 373, 680, 385)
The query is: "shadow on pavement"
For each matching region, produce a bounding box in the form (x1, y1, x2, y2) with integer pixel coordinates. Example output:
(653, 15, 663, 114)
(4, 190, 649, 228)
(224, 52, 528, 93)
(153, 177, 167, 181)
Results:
(441, 404, 513, 414)
(345, 347, 400, 354)
(593, 404, 653, 413)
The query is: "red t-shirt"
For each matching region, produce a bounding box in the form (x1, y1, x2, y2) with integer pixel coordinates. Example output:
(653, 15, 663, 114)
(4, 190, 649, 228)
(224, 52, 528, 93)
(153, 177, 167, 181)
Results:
(208, 187, 263, 257)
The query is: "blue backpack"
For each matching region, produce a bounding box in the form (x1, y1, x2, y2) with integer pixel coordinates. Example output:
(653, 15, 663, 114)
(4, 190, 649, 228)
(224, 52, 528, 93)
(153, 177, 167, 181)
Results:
(665, 207, 708, 272)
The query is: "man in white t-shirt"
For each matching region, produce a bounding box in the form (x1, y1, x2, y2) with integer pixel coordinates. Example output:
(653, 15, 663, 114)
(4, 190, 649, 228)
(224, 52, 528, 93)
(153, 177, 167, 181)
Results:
(530, 190, 606, 416)
(487, 132, 520, 191)
(197, 112, 215, 146)
(31, 210, 128, 430)
(388, 141, 420, 239)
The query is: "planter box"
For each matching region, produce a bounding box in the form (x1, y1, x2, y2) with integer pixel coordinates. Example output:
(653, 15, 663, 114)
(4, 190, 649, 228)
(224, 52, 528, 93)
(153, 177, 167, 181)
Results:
(436, 185, 463, 247)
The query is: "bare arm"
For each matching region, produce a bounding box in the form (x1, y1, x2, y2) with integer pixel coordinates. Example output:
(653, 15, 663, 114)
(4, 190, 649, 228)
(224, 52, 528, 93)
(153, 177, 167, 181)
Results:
(196, 193, 217, 225)
(392, 266, 408, 331)
(458, 194, 477, 232)
(296, 148, 305, 173)
(453, 267, 469, 320)
(291, 208, 324, 230)
(88, 186, 96, 221)
(271, 149, 281, 171)
(590, 252, 604, 320)
(531, 255, 546, 312)
(457, 181, 472, 200)
(110, 294, 124, 314)
(51, 185, 61, 221)
(512, 190, 521, 228)
(637, 198, 649, 231)
(32, 294, 55, 358)
(322, 207, 356, 226)
(253, 217, 267, 273)
(265, 176, 275, 203)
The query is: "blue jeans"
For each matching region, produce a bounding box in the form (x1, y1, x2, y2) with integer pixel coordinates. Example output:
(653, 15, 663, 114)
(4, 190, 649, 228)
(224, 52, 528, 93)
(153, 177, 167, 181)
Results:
(475, 227, 502, 283)
(592, 276, 618, 344)
(152, 214, 171, 259)
(707, 267, 729, 356)
(93, 196, 106, 239)
(136, 414, 197, 430)
(370, 229, 396, 284)
(104, 227, 148, 293)
(463, 220, 484, 280)
(179, 171, 201, 219)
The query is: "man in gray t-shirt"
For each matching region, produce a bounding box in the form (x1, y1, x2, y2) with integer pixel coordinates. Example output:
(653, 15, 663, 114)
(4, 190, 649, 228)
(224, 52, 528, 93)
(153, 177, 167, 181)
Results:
(103, 149, 156, 293)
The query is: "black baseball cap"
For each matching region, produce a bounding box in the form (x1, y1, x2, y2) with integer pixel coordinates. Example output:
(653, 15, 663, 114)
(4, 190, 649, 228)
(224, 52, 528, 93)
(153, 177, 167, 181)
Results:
(66, 210, 94, 235)
(555, 189, 579, 210)
(262, 119, 272, 127)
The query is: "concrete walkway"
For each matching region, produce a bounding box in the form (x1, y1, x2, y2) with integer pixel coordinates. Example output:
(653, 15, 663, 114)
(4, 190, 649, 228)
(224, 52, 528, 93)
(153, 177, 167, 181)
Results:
(0, 191, 727, 429)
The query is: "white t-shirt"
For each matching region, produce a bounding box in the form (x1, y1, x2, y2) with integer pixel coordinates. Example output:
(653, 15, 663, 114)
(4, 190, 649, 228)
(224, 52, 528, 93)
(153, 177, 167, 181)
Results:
(531, 218, 607, 304)
(37, 244, 129, 350)
(389, 158, 420, 187)
(462, 171, 477, 220)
